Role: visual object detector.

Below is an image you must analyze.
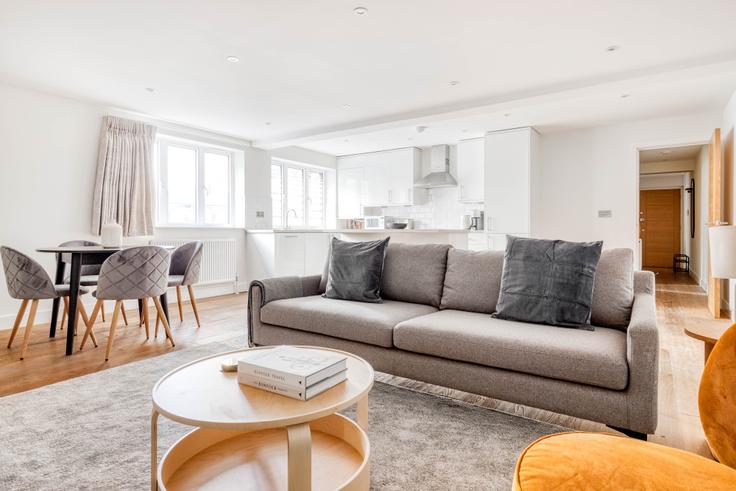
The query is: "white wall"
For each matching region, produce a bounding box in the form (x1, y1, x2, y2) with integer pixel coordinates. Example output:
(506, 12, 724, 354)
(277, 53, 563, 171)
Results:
(0, 82, 272, 327)
(536, 111, 721, 264)
(692, 146, 709, 288)
(722, 91, 736, 314)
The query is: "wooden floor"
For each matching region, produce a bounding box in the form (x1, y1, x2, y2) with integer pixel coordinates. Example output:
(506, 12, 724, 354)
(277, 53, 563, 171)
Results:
(0, 294, 246, 397)
(0, 270, 728, 457)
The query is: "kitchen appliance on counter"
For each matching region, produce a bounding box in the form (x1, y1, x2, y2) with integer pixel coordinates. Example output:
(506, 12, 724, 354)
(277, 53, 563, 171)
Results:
(467, 210, 484, 230)
(364, 216, 413, 229)
(337, 218, 364, 229)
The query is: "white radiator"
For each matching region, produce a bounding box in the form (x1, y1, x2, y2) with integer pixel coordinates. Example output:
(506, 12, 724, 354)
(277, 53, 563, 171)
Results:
(150, 238, 237, 286)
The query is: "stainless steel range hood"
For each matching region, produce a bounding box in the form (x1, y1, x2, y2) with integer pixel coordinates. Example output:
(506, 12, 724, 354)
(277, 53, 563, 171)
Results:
(414, 145, 457, 188)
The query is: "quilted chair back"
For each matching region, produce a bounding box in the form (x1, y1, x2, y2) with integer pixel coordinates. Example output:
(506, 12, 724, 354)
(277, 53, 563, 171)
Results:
(96, 246, 171, 300)
(59, 240, 102, 276)
(1, 246, 57, 299)
(170, 241, 203, 286)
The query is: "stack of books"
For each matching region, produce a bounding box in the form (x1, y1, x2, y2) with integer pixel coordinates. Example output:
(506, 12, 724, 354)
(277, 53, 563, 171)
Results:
(237, 346, 348, 401)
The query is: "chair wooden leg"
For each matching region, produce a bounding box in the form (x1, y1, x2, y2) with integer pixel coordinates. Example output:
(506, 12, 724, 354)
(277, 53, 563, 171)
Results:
(19, 299, 39, 360)
(142, 298, 150, 339)
(76, 301, 97, 347)
(80, 299, 102, 350)
(104, 301, 122, 362)
(175, 286, 184, 322)
(153, 297, 175, 347)
(121, 305, 129, 326)
(155, 313, 160, 338)
(7, 299, 29, 349)
(187, 285, 201, 327)
(61, 296, 69, 331)
(101, 301, 106, 322)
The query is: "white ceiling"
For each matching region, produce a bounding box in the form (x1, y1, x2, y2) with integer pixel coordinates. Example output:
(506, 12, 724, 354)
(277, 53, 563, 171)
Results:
(1, 0, 736, 155)
(639, 144, 704, 163)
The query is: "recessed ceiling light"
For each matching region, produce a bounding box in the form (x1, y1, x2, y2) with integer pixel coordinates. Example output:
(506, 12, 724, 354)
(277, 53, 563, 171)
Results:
(353, 6, 368, 15)
(448, 80, 460, 86)
(226, 56, 240, 63)
(620, 93, 630, 98)
(461, 129, 468, 133)
(343, 104, 352, 109)
(504, 112, 512, 117)
(145, 87, 155, 93)
(605, 45, 621, 53)
(344, 139, 350, 143)
(265, 122, 271, 126)
(416, 125, 428, 133)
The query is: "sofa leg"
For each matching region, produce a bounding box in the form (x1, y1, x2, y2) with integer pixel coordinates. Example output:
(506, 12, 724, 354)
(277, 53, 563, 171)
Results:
(609, 426, 648, 440)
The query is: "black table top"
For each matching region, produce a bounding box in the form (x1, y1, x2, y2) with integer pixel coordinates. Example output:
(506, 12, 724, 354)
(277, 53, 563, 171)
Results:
(37, 245, 175, 253)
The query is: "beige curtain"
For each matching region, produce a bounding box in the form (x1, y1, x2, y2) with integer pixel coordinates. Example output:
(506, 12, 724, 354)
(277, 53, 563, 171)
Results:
(91, 116, 157, 236)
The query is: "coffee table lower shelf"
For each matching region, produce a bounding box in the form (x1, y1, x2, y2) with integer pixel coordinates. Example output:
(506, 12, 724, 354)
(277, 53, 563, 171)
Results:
(157, 413, 370, 491)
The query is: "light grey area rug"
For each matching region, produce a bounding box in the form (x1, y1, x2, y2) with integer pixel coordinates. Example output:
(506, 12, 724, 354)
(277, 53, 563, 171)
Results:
(0, 335, 563, 490)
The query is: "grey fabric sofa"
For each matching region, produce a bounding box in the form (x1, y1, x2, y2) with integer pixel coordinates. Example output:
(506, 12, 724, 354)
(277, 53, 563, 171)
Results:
(248, 243, 658, 437)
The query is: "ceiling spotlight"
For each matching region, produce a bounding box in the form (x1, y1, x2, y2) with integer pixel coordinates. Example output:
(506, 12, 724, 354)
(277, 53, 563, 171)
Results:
(145, 87, 155, 93)
(343, 104, 352, 109)
(226, 56, 240, 63)
(620, 93, 630, 98)
(504, 113, 512, 117)
(344, 139, 350, 143)
(416, 125, 428, 133)
(605, 45, 621, 53)
(461, 129, 468, 133)
(448, 80, 460, 86)
(353, 6, 368, 15)
(265, 122, 271, 126)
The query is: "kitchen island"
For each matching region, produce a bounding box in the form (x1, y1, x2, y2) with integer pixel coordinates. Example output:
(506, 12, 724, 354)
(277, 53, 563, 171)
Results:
(245, 228, 471, 283)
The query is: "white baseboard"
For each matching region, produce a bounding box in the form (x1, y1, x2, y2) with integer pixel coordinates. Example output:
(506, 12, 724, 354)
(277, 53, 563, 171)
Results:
(0, 281, 248, 331)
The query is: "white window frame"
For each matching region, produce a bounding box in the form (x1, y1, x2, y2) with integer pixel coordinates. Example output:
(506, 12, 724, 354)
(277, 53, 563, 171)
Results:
(271, 159, 326, 229)
(156, 136, 236, 227)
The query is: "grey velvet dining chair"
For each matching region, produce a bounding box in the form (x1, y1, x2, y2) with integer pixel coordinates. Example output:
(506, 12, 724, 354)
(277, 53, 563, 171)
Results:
(58, 239, 129, 328)
(79, 246, 175, 361)
(156, 241, 204, 333)
(1, 246, 94, 360)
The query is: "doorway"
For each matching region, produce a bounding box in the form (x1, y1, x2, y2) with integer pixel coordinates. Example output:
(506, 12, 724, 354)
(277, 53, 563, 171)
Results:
(640, 189, 681, 268)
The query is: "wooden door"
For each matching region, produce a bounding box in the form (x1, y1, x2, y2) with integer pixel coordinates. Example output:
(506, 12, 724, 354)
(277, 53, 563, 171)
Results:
(708, 129, 724, 318)
(640, 189, 681, 268)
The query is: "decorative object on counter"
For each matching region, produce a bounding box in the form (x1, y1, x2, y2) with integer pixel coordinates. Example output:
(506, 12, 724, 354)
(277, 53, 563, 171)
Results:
(494, 236, 603, 329)
(100, 223, 123, 248)
(324, 236, 390, 302)
(391, 223, 408, 229)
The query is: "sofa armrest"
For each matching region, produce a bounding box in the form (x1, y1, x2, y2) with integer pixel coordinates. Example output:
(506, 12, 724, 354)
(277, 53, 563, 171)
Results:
(247, 275, 322, 346)
(625, 270, 659, 433)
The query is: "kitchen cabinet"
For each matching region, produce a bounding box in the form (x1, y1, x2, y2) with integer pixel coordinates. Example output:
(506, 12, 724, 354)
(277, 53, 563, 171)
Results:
(247, 232, 331, 283)
(484, 127, 540, 235)
(457, 138, 484, 202)
(274, 233, 305, 277)
(304, 233, 330, 275)
(337, 148, 425, 212)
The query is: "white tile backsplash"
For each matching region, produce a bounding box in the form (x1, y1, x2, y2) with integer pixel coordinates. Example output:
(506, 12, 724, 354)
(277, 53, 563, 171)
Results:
(369, 187, 481, 229)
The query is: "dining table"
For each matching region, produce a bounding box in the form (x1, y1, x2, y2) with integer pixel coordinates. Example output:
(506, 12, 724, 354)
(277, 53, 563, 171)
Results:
(36, 245, 175, 356)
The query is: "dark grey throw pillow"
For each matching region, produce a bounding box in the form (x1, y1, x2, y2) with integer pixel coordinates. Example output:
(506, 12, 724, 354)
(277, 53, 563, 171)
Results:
(494, 236, 603, 329)
(323, 237, 390, 303)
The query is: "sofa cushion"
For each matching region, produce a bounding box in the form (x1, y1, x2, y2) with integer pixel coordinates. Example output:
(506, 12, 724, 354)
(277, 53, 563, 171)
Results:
(261, 295, 437, 348)
(381, 243, 450, 307)
(440, 249, 504, 314)
(393, 310, 628, 390)
(591, 248, 635, 330)
(494, 236, 603, 329)
(324, 237, 389, 303)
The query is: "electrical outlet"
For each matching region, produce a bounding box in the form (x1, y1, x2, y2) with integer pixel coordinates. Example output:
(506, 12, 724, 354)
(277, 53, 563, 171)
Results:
(598, 210, 612, 218)
(256, 211, 265, 218)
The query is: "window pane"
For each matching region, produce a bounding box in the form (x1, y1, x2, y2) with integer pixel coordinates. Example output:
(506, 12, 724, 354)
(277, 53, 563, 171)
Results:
(271, 164, 283, 228)
(306, 171, 324, 227)
(167, 145, 196, 224)
(286, 167, 305, 227)
(204, 152, 230, 224)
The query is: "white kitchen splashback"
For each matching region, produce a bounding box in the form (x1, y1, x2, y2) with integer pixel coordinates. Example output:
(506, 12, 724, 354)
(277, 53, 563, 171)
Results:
(372, 186, 479, 229)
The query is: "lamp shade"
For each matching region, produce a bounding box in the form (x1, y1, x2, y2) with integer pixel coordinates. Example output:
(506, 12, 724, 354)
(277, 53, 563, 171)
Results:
(709, 225, 736, 279)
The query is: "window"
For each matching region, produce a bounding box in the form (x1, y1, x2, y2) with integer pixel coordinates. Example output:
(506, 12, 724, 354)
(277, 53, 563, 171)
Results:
(156, 138, 235, 226)
(271, 160, 325, 228)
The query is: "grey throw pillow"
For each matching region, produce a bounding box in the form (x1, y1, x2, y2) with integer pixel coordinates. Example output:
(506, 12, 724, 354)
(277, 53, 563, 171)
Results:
(494, 236, 603, 329)
(324, 237, 390, 303)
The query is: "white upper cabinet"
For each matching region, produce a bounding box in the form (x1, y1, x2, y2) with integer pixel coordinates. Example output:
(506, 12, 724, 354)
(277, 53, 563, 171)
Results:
(456, 138, 484, 202)
(337, 148, 424, 212)
(483, 127, 540, 235)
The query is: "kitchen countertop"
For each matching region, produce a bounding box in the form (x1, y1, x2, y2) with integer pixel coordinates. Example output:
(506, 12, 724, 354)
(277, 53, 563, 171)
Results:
(246, 229, 473, 234)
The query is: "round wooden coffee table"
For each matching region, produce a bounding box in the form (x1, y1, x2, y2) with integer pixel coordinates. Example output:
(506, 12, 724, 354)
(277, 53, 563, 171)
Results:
(150, 346, 374, 491)
(684, 323, 731, 364)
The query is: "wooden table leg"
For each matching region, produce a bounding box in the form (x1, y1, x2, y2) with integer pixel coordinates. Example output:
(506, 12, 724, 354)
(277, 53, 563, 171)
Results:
(65, 253, 81, 356)
(287, 422, 312, 491)
(151, 409, 159, 491)
(356, 395, 369, 430)
(704, 341, 715, 363)
(49, 256, 66, 338)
